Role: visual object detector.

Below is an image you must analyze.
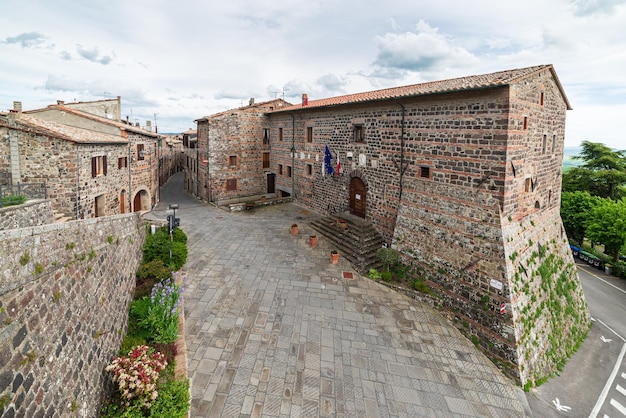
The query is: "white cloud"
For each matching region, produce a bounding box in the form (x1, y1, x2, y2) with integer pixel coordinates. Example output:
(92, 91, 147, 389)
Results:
(373, 20, 479, 78)
(0, 0, 624, 143)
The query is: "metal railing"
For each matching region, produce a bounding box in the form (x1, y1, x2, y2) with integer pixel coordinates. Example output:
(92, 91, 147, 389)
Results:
(0, 182, 47, 208)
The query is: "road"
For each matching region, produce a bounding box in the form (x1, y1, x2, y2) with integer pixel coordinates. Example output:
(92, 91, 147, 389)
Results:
(526, 262, 626, 418)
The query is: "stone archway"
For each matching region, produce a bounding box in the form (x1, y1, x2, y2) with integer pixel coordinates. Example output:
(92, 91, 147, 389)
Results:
(133, 189, 150, 212)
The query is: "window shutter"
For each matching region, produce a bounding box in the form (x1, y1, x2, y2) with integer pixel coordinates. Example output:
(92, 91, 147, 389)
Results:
(103, 156, 108, 175)
(91, 157, 97, 178)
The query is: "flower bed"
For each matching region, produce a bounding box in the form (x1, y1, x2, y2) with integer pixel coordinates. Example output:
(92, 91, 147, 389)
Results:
(101, 225, 190, 417)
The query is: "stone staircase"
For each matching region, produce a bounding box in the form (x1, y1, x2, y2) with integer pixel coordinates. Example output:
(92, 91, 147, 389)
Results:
(309, 212, 384, 274)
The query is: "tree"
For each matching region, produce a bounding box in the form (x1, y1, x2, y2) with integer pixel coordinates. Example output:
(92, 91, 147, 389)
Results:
(586, 198, 626, 262)
(560, 191, 602, 245)
(563, 141, 626, 199)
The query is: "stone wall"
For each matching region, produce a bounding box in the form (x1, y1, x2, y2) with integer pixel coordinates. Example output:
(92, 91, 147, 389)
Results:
(0, 213, 144, 417)
(0, 200, 55, 231)
(195, 99, 288, 204)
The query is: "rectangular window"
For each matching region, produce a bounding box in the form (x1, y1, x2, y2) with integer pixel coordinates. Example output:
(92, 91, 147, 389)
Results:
(552, 134, 556, 153)
(354, 125, 364, 143)
(226, 178, 237, 191)
(523, 117, 528, 130)
(91, 156, 107, 177)
(419, 166, 431, 179)
(279, 127, 283, 142)
(262, 152, 270, 169)
(137, 144, 145, 161)
(278, 164, 283, 175)
(306, 164, 312, 176)
(287, 166, 292, 178)
(118, 157, 128, 169)
(525, 178, 531, 192)
(228, 155, 238, 168)
(542, 134, 547, 154)
(306, 126, 313, 143)
(263, 128, 270, 145)
(540, 92, 544, 106)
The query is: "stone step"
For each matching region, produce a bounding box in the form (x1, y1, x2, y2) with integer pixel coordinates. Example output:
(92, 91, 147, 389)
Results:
(309, 212, 384, 274)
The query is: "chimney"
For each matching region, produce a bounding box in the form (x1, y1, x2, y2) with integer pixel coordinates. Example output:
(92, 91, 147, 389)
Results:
(13, 101, 22, 115)
(249, 98, 255, 106)
(57, 100, 64, 105)
(146, 120, 152, 132)
(302, 94, 308, 106)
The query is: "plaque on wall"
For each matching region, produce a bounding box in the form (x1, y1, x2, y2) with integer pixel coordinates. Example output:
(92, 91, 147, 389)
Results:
(359, 154, 366, 166)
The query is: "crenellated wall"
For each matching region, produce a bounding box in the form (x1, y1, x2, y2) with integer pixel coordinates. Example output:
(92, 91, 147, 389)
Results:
(0, 213, 144, 417)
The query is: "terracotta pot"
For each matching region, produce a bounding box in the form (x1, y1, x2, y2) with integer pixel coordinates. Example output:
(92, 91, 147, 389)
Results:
(309, 235, 317, 247)
(290, 225, 298, 236)
(330, 252, 339, 264)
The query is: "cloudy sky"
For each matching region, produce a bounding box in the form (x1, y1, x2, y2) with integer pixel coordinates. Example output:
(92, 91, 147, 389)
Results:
(1, 0, 624, 149)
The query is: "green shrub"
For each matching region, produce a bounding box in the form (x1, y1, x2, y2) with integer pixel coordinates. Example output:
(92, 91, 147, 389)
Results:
(1, 195, 27, 207)
(368, 269, 381, 279)
(136, 260, 176, 299)
(148, 378, 190, 418)
(612, 261, 626, 278)
(118, 335, 147, 356)
(381, 271, 392, 282)
(412, 279, 431, 294)
(376, 248, 399, 272)
(143, 227, 188, 270)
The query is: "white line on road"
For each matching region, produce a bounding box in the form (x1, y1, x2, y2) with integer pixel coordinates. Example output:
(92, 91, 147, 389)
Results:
(597, 318, 626, 343)
(610, 398, 626, 416)
(579, 265, 626, 295)
(590, 343, 626, 418)
(617, 384, 626, 397)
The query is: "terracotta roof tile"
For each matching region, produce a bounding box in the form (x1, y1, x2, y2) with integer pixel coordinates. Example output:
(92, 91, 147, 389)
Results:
(1, 113, 129, 144)
(195, 98, 292, 122)
(272, 64, 570, 112)
(26, 105, 159, 138)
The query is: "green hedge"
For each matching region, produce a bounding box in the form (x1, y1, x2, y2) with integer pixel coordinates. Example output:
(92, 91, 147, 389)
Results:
(143, 226, 187, 270)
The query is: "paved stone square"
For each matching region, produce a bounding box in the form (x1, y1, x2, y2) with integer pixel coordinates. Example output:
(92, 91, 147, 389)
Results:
(147, 173, 530, 417)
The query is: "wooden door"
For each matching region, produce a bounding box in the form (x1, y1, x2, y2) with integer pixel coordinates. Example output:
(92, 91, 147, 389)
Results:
(120, 191, 126, 214)
(133, 193, 141, 212)
(350, 177, 366, 218)
(267, 173, 276, 194)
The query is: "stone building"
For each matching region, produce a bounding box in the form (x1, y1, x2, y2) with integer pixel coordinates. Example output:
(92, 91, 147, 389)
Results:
(194, 98, 290, 204)
(190, 64, 589, 385)
(0, 104, 154, 219)
(24, 100, 160, 212)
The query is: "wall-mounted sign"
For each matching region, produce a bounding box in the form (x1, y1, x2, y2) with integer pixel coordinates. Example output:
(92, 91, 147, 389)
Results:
(490, 279, 503, 290)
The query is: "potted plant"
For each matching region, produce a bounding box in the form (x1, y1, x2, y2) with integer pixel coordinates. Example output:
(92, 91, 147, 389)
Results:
(291, 223, 298, 236)
(330, 250, 339, 264)
(309, 235, 317, 247)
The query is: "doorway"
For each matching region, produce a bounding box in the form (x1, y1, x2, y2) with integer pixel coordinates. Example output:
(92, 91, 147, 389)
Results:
(267, 173, 276, 194)
(349, 177, 366, 218)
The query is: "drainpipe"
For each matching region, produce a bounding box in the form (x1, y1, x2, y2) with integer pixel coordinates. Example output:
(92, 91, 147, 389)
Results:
(290, 113, 296, 199)
(206, 121, 215, 205)
(396, 101, 406, 203)
(75, 146, 79, 219)
(195, 142, 199, 197)
(129, 143, 133, 212)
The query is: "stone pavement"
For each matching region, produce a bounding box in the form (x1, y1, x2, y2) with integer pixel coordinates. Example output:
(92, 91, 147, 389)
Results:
(146, 173, 530, 417)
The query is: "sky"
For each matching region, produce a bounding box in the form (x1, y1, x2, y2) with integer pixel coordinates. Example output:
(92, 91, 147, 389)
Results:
(1, 0, 624, 149)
